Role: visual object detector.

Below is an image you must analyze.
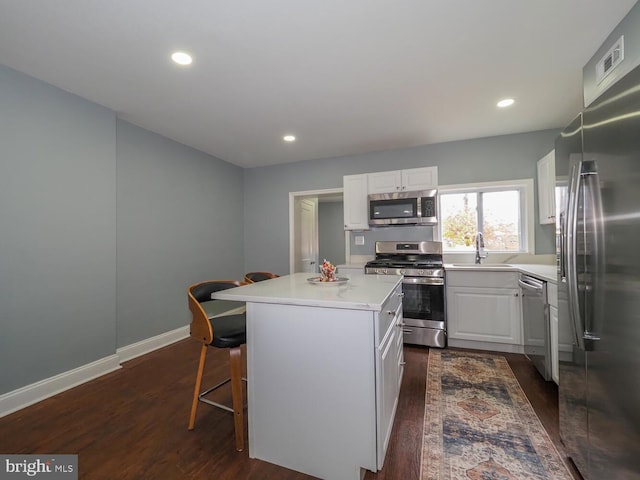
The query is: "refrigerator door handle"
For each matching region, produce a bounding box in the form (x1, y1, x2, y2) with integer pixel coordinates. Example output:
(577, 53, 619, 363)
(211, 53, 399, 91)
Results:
(582, 162, 605, 341)
(566, 162, 585, 350)
(559, 210, 567, 281)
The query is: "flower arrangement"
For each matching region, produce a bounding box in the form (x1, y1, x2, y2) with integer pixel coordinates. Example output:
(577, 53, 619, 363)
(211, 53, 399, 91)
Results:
(319, 259, 337, 282)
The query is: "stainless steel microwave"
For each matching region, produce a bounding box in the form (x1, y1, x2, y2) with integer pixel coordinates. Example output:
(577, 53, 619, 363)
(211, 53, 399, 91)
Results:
(368, 189, 438, 226)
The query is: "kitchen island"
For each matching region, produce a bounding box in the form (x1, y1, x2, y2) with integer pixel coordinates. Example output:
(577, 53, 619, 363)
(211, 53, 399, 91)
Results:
(213, 272, 404, 480)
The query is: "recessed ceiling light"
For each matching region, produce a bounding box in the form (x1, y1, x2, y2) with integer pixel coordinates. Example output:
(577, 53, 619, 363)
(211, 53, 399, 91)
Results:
(497, 98, 515, 108)
(283, 135, 296, 142)
(171, 51, 193, 66)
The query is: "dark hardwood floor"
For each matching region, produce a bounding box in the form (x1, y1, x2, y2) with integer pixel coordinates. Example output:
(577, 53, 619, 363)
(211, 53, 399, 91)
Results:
(0, 342, 581, 479)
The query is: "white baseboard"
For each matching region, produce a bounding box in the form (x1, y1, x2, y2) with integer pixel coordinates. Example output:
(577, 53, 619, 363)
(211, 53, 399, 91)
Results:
(0, 355, 121, 418)
(0, 325, 191, 418)
(116, 325, 190, 363)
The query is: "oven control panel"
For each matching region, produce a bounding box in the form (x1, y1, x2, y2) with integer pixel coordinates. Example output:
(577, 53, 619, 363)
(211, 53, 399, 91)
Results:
(365, 267, 444, 278)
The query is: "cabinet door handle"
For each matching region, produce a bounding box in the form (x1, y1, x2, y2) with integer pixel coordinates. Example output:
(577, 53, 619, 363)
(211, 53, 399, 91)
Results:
(400, 361, 406, 366)
(514, 292, 519, 297)
(387, 310, 395, 315)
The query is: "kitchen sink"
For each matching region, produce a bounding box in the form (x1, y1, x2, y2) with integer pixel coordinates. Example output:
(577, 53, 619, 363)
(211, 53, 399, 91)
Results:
(451, 263, 514, 268)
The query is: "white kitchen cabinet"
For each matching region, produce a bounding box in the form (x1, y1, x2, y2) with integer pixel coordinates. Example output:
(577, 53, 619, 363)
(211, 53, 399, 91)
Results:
(343, 174, 370, 230)
(547, 281, 569, 385)
(367, 166, 437, 194)
(447, 271, 522, 347)
(375, 293, 403, 468)
(548, 281, 559, 384)
(537, 150, 556, 224)
(550, 304, 559, 384)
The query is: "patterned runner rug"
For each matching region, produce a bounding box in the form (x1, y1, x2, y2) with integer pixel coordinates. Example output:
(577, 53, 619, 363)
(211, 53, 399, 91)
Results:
(421, 350, 573, 480)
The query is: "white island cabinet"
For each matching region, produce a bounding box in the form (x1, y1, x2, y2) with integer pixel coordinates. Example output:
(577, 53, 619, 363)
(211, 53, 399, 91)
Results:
(213, 273, 404, 480)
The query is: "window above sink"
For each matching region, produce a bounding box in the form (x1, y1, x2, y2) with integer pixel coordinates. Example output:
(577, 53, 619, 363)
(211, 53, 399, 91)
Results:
(436, 179, 534, 255)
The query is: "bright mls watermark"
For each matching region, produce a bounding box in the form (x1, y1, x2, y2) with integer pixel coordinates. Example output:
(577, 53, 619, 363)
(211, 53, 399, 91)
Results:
(1, 455, 77, 479)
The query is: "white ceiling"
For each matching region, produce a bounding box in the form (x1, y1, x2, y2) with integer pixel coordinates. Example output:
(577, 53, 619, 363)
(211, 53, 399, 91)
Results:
(0, 1, 636, 168)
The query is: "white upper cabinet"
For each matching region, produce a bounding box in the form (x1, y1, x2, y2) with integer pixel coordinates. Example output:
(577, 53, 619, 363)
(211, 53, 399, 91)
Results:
(402, 166, 438, 191)
(367, 166, 438, 194)
(537, 150, 556, 225)
(368, 170, 403, 194)
(343, 174, 370, 230)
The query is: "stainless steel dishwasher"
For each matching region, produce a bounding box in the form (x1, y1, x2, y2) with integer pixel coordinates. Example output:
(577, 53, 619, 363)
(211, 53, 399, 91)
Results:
(519, 274, 551, 381)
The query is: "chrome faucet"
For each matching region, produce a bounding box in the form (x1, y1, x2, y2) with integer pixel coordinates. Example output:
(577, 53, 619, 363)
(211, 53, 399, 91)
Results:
(474, 232, 488, 264)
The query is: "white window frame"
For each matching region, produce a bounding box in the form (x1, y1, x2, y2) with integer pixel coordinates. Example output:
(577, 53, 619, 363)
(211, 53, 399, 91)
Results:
(436, 178, 534, 254)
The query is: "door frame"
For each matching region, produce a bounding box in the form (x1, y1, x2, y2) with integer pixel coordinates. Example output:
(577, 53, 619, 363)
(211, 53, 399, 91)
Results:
(289, 188, 348, 274)
(296, 197, 318, 274)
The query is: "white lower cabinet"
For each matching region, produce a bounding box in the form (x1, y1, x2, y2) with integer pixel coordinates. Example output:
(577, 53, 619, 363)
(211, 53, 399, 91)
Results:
(375, 288, 403, 469)
(550, 304, 559, 383)
(447, 271, 522, 348)
(547, 281, 567, 385)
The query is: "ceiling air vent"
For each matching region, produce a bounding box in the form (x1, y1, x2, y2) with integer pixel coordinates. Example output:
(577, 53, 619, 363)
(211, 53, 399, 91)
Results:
(596, 35, 624, 84)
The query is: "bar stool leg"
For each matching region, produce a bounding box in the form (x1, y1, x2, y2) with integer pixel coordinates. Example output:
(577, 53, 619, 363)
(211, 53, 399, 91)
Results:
(229, 346, 244, 451)
(188, 345, 208, 430)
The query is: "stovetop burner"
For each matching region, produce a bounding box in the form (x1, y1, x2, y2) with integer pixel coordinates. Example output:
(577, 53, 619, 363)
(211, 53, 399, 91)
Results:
(365, 240, 444, 277)
(365, 259, 443, 268)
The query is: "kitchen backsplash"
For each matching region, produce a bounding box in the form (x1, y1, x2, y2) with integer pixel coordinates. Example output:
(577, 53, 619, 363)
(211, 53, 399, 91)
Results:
(349, 225, 435, 256)
(347, 225, 555, 267)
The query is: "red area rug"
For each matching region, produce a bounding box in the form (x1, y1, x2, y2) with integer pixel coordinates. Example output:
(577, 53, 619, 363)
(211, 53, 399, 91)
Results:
(421, 350, 572, 479)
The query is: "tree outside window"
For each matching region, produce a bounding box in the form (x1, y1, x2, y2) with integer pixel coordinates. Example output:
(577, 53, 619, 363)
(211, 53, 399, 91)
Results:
(441, 193, 477, 249)
(441, 189, 521, 252)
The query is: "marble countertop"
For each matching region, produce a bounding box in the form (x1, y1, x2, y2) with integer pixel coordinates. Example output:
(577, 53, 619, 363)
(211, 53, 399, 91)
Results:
(212, 272, 402, 311)
(444, 263, 557, 283)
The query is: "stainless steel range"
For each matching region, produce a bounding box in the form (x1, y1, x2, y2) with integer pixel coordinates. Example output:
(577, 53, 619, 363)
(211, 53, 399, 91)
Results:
(365, 241, 446, 348)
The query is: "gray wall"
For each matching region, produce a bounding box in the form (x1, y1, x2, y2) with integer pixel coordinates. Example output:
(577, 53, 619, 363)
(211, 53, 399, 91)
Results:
(0, 65, 245, 396)
(0, 65, 117, 393)
(318, 202, 346, 266)
(116, 121, 244, 347)
(244, 129, 560, 274)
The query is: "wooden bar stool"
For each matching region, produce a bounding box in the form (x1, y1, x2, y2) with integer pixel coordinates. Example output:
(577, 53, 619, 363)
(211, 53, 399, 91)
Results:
(187, 280, 247, 451)
(244, 271, 279, 283)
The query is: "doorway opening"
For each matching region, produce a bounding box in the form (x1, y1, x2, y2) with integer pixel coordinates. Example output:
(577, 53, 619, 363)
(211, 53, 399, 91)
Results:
(289, 188, 347, 274)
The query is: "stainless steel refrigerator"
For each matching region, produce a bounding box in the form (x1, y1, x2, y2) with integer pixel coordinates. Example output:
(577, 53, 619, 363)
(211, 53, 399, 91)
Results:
(556, 63, 640, 479)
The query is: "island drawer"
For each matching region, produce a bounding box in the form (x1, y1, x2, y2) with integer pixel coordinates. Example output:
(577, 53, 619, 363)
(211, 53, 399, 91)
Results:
(376, 285, 402, 343)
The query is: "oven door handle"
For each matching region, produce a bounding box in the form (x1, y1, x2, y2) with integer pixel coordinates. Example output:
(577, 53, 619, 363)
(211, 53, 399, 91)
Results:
(402, 277, 444, 285)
